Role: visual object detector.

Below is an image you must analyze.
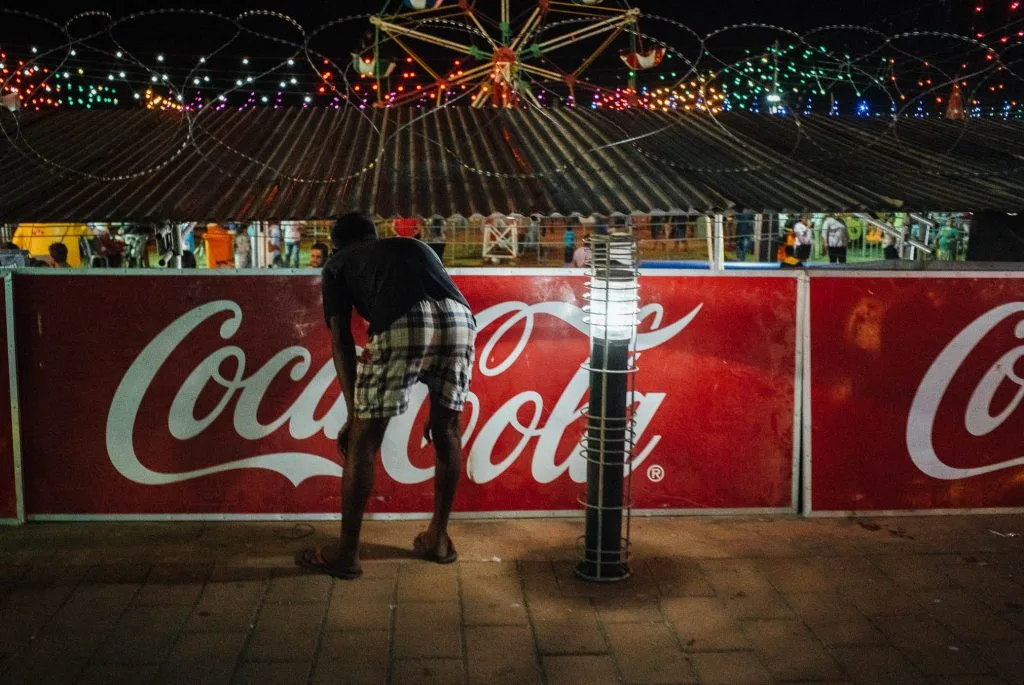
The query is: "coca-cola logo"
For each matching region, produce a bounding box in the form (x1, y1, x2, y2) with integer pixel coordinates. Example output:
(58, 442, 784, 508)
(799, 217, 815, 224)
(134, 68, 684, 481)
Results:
(907, 302, 1024, 480)
(106, 299, 701, 487)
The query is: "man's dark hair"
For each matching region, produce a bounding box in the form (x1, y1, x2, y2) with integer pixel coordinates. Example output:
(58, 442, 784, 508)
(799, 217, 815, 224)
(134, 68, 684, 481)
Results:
(48, 242, 69, 263)
(2, 241, 18, 250)
(311, 241, 330, 254)
(331, 213, 377, 246)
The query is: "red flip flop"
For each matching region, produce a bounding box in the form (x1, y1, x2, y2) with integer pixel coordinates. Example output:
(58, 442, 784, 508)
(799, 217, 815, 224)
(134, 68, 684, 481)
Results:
(295, 547, 363, 580)
(413, 532, 458, 564)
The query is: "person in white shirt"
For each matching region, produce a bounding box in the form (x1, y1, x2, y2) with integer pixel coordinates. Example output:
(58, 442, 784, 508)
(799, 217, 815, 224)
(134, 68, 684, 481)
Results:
(283, 221, 303, 268)
(822, 213, 848, 263)
(572, 234, 592, 268)
(268, 223, 283, 267)
(793, 214, 813, 262)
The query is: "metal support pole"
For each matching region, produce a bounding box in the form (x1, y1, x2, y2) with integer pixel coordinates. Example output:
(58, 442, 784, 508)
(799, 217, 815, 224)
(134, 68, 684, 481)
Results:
(714, 213, 725, 270)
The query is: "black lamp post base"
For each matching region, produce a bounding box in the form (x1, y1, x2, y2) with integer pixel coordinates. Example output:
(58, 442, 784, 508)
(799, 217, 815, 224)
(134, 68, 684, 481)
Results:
(574, 560, 631, 583)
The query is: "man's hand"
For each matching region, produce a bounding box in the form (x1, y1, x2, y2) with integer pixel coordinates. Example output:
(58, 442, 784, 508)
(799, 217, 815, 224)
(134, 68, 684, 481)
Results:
(337, 422, 351, 461)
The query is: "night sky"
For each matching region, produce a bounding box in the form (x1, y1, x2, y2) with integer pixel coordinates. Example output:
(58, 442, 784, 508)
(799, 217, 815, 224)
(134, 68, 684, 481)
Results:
(1, 1, 1017, 113)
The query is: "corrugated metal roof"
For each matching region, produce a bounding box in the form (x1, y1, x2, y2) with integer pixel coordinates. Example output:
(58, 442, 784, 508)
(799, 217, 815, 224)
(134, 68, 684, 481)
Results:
(0, 107, 1020, 222)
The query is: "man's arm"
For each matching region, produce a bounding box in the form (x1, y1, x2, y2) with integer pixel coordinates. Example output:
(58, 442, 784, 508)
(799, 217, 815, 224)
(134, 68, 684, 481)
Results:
(329, 313, 357, 413)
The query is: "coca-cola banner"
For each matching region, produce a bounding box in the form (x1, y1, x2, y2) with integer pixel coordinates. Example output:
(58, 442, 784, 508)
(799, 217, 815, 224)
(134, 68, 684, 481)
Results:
(13, 272, 797, 517)
(0, 276, 18, 522)
(809, 274, 1024, 512)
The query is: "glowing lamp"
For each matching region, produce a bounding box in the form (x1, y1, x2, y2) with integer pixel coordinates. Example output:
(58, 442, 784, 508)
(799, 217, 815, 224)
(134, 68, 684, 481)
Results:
(576, 232, 639, 583)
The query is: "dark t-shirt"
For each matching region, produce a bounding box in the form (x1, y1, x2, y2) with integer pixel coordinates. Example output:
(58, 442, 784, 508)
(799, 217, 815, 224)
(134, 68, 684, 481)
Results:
(321, 237, 470, 334)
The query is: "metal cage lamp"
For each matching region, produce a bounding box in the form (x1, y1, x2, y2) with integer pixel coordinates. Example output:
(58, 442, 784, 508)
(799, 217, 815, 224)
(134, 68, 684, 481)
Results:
(576, 232, 639, 582)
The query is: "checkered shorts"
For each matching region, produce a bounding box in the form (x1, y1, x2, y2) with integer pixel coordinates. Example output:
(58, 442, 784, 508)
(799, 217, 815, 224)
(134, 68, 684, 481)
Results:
(354, 298, 476, 419)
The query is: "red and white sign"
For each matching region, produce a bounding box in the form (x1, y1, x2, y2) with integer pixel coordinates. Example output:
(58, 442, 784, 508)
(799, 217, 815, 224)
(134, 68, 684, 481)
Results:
(809, 274, 1024, 512)
(0, 280, 18, 522)
(13, 272, 797, 517)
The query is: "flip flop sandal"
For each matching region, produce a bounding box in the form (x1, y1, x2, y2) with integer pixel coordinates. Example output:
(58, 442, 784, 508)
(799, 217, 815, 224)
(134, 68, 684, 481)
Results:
(295, 547, 363, 580)
(413, 532, 458, 564)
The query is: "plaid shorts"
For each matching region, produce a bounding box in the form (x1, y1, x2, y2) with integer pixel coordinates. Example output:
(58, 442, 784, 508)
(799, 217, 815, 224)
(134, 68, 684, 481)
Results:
(354, 298, 476, 419)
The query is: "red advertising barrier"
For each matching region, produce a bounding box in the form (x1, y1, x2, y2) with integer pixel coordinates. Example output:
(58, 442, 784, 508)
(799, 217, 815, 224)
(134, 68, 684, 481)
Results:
(808, 273, 1024, 512)
(13, 272, 797, 518)
(0, 275, 19, 522)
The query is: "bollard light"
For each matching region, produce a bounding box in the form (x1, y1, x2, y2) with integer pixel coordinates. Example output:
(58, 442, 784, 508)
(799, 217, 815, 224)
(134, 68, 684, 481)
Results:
(576, 232, 639, 582)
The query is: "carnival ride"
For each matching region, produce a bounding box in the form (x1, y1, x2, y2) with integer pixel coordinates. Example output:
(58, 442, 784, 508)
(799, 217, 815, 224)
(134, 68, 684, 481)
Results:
(356, 0, 666, 107)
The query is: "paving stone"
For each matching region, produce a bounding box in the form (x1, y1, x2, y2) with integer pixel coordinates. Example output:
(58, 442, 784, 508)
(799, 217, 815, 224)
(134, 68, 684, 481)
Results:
(84, 563, 151, 584)
(830, 645, 929, 685)
(525, 595, 596, 622)
(783, 591, 864, 624)
(689, 651, 773, 685)
(808, 618, 888, 646)
(466, 625, 542, 685)
(645, 559, 715, 597)
(390, 659, 465, 685)
(460, 561, 519, 577)
(918, 588, 1024, 642)
(393, 601, 461, 659)
(52, 583, 139, 630)
(662, 596, 750, 651)
(76, 663, 159, 685)
(185, 581, 264, 632)
(94, 604, 192, 664)
(210, 566, 273, 583)
(155, 631, 247, 685)
(757, 558, 831, 593)
(605, 621, 697, 684)
(873, 555, 956, 590)
(977, 641, 1024, 684)
(396, 564, 459, 602)
(0, 652, 86, 685)
(902, 645, 991, 677)
(243, 602, 325, 662)
(264, 570, 332, 603)
(533, 618, 608, 655)
(543, 655, 619, 685)
(844, 582, 926, 617)
(742, 618, 844, 681)
(325, 579, 394, 631)
(133, 581, 205, 606)
(592, 594, 663, 623)
(145, 563, 213, 583)
(230, 661, 311, 685)
(461, 574, 528, 626)
(317, 629, 389, 665)
(722, 587, 795, 620)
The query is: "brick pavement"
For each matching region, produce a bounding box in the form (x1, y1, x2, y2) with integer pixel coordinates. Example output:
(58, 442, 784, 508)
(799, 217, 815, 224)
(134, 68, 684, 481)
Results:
(0, 515, 1021, 685)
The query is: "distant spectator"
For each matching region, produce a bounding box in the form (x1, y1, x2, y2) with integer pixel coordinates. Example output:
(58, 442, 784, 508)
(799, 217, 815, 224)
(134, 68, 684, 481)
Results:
(310, 241, 330, 268)
(572, 234, 592, 268)
(734, 209, 755, 262)
(284, 222, 303, 268)
(936, 224, 960, 261)
(564, 221, 577, 265)
(181, 250, 198, 268)
(233, 226, 252, 269)
(426, 217, 447, 261)
(48, 242, 71, 268)
(92, 225, 124, 268)
(883, 235, 900, 260)
(524, 215, 539, 251)
(793, 214, 813, 262)
(268, 223, 283, 267)
(822, 213, 848, 264)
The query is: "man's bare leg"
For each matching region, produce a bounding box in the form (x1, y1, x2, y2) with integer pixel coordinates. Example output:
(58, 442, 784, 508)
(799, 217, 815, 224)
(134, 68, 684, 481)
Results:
(328, 417, 389, 574)
(420, 400, 462, 558)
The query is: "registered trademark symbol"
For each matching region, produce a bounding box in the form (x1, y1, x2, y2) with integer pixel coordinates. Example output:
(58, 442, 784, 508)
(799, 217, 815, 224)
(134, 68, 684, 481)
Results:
(647, 464, 665, 483)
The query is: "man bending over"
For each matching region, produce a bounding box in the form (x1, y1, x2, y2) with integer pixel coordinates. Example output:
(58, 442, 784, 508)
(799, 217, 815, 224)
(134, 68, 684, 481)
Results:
(299, 213, 476, 579)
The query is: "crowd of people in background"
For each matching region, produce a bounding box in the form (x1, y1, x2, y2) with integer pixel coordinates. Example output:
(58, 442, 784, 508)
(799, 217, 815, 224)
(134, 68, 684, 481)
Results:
(2, 211, 971, 269)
